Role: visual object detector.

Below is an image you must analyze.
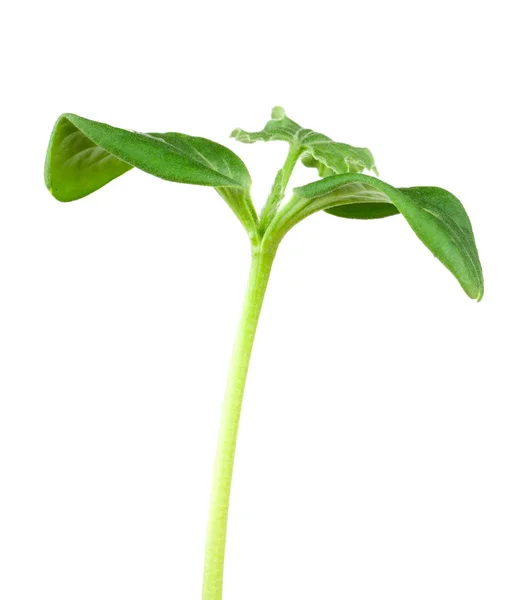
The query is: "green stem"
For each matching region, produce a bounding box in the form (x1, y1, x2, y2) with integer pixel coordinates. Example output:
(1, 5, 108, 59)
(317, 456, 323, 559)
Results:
(259, 144, 302, 232)
(202, 242, 277, 600)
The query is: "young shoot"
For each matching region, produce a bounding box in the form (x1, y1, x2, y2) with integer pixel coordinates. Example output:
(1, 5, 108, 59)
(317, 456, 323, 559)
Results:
(44, 107, 484, 600)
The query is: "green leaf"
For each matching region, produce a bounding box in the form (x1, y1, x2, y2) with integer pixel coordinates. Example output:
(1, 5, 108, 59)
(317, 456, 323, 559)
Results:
(231, 106, 377, 178)
(267, 174, 484, 301)
(44, 113, 258, 236)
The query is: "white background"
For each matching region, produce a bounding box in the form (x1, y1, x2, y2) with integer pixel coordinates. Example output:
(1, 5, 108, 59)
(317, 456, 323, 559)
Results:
(1, 1, 523, 599)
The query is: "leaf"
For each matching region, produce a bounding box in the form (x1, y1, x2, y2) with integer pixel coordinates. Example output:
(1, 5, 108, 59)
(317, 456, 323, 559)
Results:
(44, 113, 258, 235)
(267, 174, 484, 301)
(231, 106, 377, 178)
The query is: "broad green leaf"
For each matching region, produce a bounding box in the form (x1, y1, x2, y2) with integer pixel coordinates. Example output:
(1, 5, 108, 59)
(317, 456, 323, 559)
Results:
(231, 106, 377, 178)
(44, 114, 258, 235)
(267, 174, 484, 300)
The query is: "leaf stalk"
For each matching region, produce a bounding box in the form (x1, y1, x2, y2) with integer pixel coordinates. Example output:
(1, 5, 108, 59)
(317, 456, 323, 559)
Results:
(259, 144, 302, 232)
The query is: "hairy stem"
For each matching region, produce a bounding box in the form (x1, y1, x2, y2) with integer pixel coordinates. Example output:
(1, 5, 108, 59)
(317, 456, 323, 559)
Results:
(202, 243, 277, 600)
(259, 144, 302, 232)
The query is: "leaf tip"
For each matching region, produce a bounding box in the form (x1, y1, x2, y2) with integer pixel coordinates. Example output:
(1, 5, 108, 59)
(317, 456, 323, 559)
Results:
(230, 127, 252, 143)
(44, 167, 59, 200)
(475, 284, 484, 302)
(271, 106, 286, 120)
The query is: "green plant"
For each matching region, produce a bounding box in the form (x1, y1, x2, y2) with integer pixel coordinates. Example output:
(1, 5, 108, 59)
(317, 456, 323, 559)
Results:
(44, 107, 484, 599)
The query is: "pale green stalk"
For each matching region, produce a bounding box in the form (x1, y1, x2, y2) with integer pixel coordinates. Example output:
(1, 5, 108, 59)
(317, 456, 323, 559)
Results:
(202, 142, 301, 600)
(259, 144, 302, 231)
(202, 242, 277, 600)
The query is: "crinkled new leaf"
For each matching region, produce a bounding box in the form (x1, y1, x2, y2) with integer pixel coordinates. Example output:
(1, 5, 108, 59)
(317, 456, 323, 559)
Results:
(232, 107, 377, 178)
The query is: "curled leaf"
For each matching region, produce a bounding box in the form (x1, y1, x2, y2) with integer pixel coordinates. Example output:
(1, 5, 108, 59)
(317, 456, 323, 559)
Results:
(267, 174, 484, 301)
(45, 113, 258, 236)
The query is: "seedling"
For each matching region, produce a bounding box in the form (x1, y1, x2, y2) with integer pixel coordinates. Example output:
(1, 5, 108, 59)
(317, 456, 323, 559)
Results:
(44, 107, 483, 599)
